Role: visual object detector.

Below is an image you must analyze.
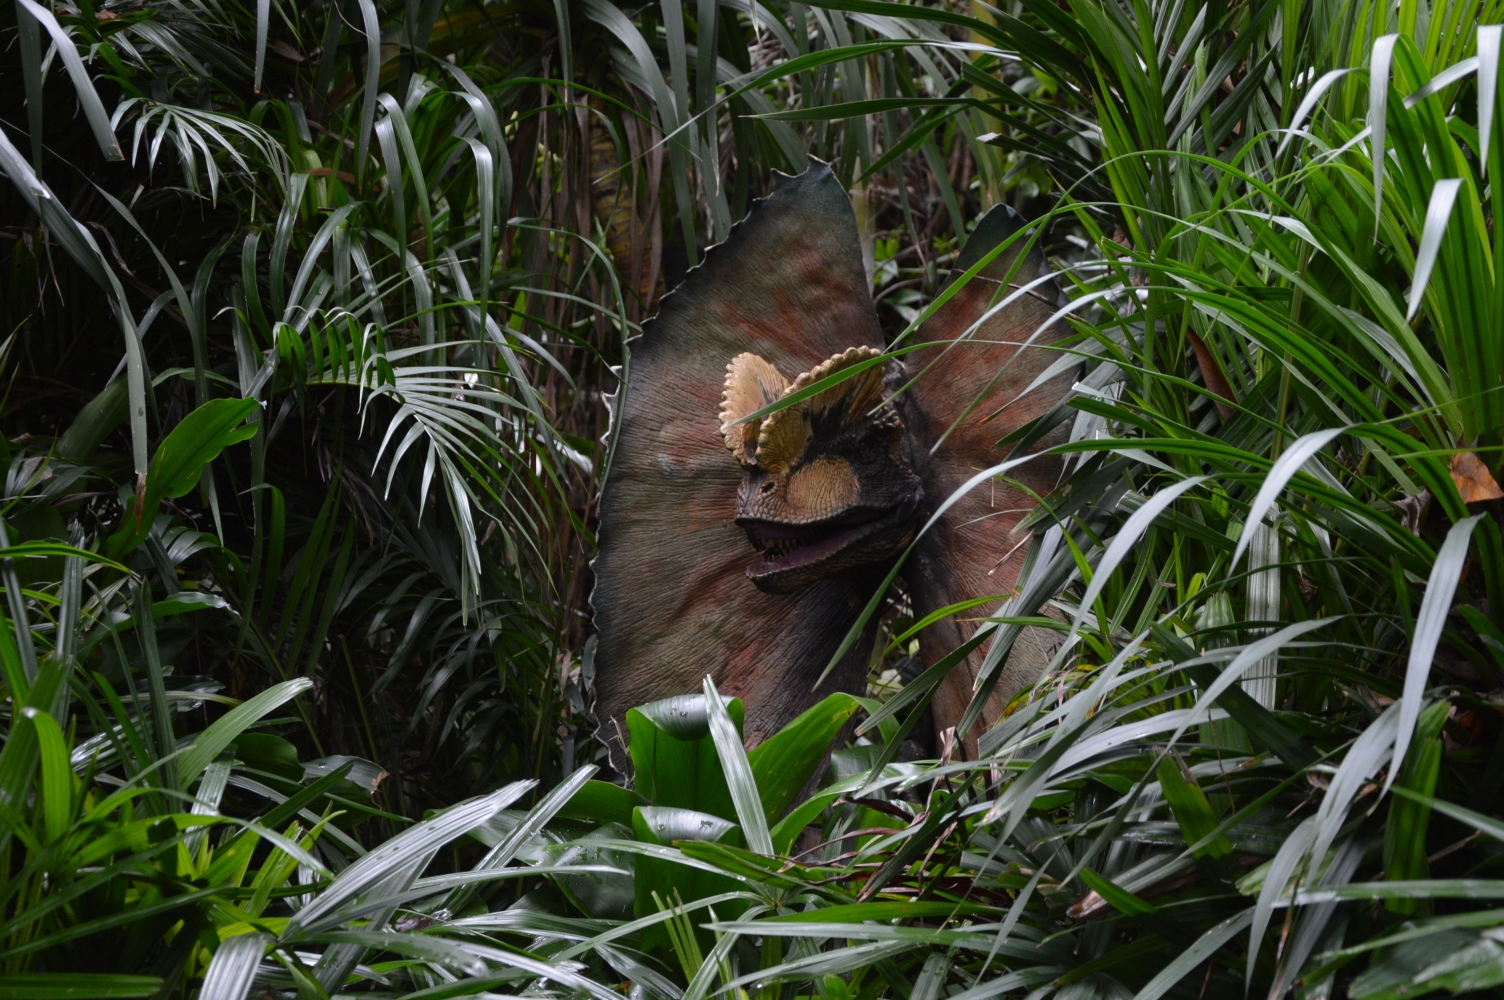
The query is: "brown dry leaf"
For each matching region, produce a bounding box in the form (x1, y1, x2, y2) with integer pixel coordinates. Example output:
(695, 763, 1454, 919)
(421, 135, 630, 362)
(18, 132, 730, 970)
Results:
(1395, 490, 1431, 535)
(1451, 451, 1504, 503)
(305, 167, 355, 184)
(1187, 330, 1236, 419)
(272, 40, 304, 62)
(1067, 890, 1105, 921)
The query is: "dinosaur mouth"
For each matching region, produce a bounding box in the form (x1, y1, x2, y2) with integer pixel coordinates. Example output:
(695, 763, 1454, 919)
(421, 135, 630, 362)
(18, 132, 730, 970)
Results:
(738, 496, 919, 591)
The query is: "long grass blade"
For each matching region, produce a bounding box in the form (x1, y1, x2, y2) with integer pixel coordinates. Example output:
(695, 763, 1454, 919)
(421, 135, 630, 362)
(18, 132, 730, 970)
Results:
(1134, 909, 1253, 1000)
(15, 0, 121, 160)
(1368, 34, 1399, 235)
(1480, 25, 1501, 176)
(1405, 178, 1462, 322)
(1233, 428, 1346, 569)
(1389, 515, 1483, 795)
(199, 932, 271, 1000)
(702, 676, 773, 855)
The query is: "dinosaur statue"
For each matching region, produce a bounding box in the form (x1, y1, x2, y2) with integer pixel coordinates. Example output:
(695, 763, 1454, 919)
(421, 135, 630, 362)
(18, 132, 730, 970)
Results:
(591, 157, 1069, 766)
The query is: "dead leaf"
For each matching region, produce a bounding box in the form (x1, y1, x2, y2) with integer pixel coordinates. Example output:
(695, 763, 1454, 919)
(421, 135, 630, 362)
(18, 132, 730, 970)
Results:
(1395, 490, 1431, 535)
(95, 9, 118, 20)
(1355, 684, 1395, 713)
(1067, 890, 1105, 920)
(1451, 451, 1504, 503)
(304, 167, 355, 184)
(1187, 330, 1236, 418)
(133, 471, 148, 530)
(272, 39, 303, 62)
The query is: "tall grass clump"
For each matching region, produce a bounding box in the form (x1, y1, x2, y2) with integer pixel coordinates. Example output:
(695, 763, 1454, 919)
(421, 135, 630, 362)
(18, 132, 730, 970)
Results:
(6, 0, 1504, 996)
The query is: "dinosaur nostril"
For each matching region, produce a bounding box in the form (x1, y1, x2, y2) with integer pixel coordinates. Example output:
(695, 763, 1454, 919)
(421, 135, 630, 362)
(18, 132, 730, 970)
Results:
(760, 481, 774, 494)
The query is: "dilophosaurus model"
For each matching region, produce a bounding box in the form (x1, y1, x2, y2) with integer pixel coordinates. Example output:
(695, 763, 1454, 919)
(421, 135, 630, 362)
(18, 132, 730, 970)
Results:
(591, 157, 1069, 765)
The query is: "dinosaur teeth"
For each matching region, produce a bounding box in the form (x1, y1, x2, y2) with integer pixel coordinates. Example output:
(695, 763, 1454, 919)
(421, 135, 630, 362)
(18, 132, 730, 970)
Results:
(743, 519, 865, 563)
(762, 535, 808, 560)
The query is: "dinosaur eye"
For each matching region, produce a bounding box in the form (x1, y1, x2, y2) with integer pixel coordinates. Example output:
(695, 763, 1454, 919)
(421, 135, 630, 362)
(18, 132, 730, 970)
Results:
(760, 480, 775, 494)
(857, 439, 879, 463)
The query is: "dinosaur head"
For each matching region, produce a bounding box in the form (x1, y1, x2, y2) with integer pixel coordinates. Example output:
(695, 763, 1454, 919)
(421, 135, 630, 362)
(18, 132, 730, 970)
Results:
(719, 346, 923, 594)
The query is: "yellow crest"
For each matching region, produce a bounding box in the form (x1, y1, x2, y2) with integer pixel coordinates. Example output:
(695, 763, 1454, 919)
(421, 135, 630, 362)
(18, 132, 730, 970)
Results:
(755, 347, 887, 475)
(719, 353, 789, 465)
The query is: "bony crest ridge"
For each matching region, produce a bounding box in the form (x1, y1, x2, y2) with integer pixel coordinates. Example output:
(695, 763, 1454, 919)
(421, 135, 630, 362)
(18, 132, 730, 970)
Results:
(719, 345, 922, 595)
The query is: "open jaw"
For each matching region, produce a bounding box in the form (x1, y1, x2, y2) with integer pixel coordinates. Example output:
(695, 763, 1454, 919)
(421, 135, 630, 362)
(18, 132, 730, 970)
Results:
(737, 498, 919, 589)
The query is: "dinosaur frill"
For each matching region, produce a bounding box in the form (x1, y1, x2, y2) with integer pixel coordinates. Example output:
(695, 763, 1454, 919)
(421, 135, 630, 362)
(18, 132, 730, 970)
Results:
(591, 157, 1068, 765)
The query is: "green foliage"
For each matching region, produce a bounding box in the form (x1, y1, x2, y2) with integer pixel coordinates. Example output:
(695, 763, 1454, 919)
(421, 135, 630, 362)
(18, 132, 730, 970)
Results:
(627, 695, 745, 820)
(8, 0, 1504, 996)
(748, 693, 865, 822)
(104, 399, 259, 558)
(0, 537, 385, 990)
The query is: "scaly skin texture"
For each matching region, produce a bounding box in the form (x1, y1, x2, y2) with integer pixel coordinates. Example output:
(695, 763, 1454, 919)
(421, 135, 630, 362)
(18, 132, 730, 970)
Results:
(591, 158, 886, 768)
(591, 157, 1069, 767)
(899, 206, 1071, 755)
(722, 346, 923, 594)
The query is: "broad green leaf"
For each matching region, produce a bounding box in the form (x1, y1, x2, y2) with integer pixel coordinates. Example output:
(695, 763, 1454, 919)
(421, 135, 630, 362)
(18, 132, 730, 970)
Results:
(105, 398, 259, 558)
(541, 826, 636, 920)
(233, 732, 304, 782)
(1156, 755, 1233, 860)
(631, 805, 745, 955)
(178, 678, 314, 789)
(632, 693, 739, 740)
(769, 789, 840, 856)
(634, 806, 737, 845)
(627, 694, 741, 822)
(746, 692, 863, 823)
(559, 779, 650, 826)
(26, 708, 71, 843)
(675, 839, 809, 887)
